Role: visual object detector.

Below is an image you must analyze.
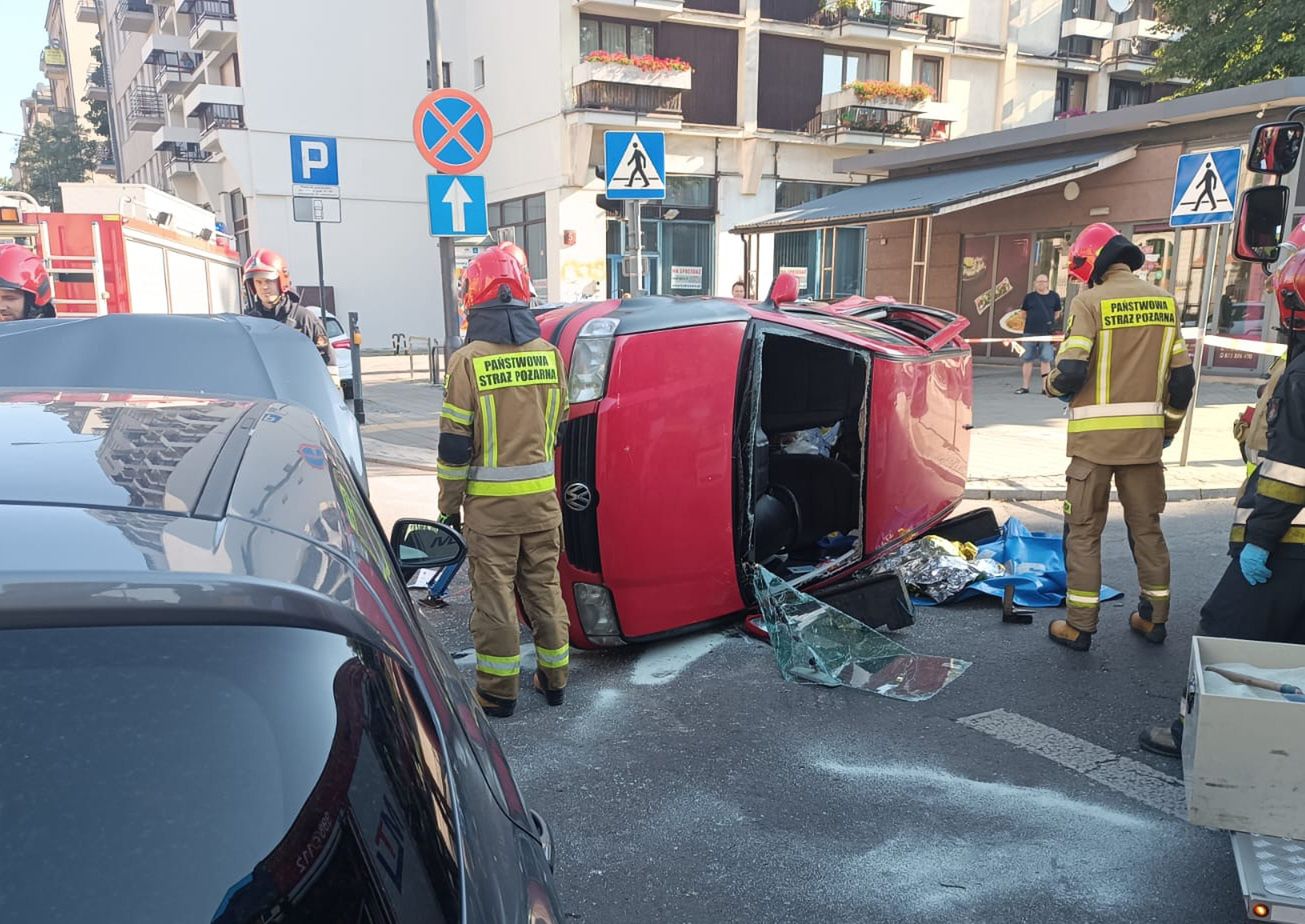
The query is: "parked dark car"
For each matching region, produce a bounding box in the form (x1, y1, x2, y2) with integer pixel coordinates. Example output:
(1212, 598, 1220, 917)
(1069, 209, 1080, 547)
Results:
(0, 391, 561, 923)
(0, 313, 368, 491)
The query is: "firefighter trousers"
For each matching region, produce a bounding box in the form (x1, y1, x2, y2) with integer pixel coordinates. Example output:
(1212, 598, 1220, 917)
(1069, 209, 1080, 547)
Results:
(465, 526, 571, 701)
(1063, 458, 1170, 633)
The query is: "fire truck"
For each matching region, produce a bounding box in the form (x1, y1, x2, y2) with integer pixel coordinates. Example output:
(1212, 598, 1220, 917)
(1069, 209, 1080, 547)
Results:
(0, 189, 241, 316)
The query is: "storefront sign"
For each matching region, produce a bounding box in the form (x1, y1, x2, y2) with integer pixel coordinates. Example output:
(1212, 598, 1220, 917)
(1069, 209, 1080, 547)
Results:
(779, 266, 810, 292)
(974, 277, 1013, 315)
(670, 265, 702, 290)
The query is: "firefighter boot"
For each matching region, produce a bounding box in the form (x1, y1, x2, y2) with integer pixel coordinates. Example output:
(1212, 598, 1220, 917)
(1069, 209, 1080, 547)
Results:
(1138, 719, 1183, 759)
(1049, 619, 1093, 651)
(533, 668, 565, 707)
(476, 689, 517, 719)
(1129, 611, 1167, 645)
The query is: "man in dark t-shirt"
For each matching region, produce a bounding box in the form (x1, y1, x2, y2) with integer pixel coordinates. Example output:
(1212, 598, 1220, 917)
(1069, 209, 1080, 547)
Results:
(1015, 273, 1063, 394)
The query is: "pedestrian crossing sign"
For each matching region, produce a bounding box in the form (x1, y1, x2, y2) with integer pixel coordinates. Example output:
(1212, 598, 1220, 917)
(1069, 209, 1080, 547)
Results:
(1170, 148, 1242, 227)
(604, 131, 666, 200)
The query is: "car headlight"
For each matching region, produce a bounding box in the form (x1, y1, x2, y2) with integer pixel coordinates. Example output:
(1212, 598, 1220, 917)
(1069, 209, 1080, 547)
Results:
(568, 317, 619, 404)
(573, 583, 624, 646)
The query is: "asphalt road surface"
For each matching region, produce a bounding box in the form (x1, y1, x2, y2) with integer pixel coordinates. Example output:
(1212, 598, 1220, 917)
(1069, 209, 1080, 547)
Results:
(372, 465, 1251, 924)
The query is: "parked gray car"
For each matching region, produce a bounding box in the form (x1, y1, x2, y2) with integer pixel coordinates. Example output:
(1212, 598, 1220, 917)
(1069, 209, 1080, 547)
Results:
(0, 391, 562, 923)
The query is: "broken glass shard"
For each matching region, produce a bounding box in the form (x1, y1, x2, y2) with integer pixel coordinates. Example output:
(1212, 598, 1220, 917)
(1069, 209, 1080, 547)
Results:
(753, 566, 970, 702)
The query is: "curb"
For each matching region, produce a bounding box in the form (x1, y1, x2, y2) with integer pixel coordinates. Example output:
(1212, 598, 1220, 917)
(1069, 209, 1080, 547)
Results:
(963, 485, 1240, 501)
(363, 437, 438, 472)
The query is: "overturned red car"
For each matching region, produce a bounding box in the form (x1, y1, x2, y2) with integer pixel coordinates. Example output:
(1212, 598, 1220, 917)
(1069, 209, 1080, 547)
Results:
(538, 277, 973, 648)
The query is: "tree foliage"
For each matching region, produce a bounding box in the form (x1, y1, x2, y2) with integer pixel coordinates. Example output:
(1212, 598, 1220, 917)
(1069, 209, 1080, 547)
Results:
(1149, 0, 1305, 96)
(83, 44, 110, 140)
(14, 120, 99, 210)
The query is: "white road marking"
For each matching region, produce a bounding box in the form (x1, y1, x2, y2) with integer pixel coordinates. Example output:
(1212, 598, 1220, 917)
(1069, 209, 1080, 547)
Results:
(630, 632, 730, 686)
(957, 708, 1188, 820)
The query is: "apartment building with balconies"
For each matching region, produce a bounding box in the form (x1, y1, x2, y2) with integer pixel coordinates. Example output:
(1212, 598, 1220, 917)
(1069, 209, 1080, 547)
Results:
(1053, 0, 1184, 118)
(88, 0, 445, 340)
(441, 0, 1086, 302)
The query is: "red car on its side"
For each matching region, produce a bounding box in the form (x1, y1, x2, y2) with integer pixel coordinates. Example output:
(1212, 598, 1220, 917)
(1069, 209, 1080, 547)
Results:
(537, 281, 972, 648)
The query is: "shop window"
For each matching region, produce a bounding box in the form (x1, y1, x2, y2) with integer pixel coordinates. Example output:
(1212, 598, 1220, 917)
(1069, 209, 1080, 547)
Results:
(773, 183, 862, 299)
(822, 48, 890, 96)
(489, 193, 548, 284)
(605, 177, 717, 297)
(913, 56, 943, 100)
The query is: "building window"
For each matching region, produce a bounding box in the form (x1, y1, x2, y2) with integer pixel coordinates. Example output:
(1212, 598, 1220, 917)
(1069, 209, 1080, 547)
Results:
(580, 16, 656, 58)
(473, 57, 485, 88)
(442, 62, 452, 87)
(773, 182, 864, 299)
(1061, 0, 1103, 19)
(913, 56, 943, 99)
(924, 14, 956, 37)
(229, 189, 250, 263)
(1055, 72, 1088, 116)
(1107, 78, 1146, 109)
(821, 49, 890, 95)
(488, 193, 547, 284)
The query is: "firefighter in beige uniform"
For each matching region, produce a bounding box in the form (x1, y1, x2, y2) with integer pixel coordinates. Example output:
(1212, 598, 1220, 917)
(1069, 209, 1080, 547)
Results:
(1044, 223, 1196, 651)
(437, 247, 571, 717)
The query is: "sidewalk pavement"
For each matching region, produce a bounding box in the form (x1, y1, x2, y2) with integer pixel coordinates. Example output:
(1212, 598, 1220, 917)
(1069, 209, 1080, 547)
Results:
(355, 353, 1264, 501)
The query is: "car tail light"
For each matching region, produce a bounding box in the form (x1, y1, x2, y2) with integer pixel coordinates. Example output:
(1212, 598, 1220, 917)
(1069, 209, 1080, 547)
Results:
(573, 583, 624, 646)
(568, 317, 619, 403)
(332, 338, 348, 350)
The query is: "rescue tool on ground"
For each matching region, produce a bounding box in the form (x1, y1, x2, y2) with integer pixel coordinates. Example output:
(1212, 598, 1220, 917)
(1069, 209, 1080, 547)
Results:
(1043, 221, 1196, 652)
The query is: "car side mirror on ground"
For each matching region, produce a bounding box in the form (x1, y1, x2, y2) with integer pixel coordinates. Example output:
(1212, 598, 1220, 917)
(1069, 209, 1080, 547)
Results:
(1233, 186, 1292, 265)
(390, 519, 467, 571)
(1247, 121, 1304, 176)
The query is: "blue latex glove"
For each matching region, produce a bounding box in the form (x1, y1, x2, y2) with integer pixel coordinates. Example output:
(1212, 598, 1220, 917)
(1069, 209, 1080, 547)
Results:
(1240, 544, 1272, 585)
(1162, 436, 1174, 449)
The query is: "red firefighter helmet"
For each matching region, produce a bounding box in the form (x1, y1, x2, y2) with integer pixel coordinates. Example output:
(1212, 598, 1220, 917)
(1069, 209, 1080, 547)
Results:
(461, 246, 532, 311)
(1273, 250, 1305, 332)
(0, 243, 53, 316)
(498, 241, 538, 298)
(1067, 222, 1144, 286)
(243, 248, 292, 298)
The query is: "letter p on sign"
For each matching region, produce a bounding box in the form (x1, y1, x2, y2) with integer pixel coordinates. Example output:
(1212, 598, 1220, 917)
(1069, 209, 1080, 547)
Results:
(289, 134, 339, 186)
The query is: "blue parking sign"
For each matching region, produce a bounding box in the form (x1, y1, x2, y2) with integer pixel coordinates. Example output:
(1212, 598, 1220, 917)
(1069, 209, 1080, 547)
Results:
(290, 135, 339, 186)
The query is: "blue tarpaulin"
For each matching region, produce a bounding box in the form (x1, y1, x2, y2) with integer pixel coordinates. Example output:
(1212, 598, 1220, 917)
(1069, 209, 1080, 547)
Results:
(919, 517, 1123, 608)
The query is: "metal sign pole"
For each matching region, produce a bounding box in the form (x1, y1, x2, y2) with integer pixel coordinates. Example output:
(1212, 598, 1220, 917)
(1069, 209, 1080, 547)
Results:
(314, 219, 327, 323)
(426, 0, 460, 367)
(1179, 223, 1224, 466)
(633, 200, 643, 296)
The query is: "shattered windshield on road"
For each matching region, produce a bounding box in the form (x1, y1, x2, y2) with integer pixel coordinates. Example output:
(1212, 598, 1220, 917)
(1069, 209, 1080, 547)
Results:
(753, 567, 970, 702)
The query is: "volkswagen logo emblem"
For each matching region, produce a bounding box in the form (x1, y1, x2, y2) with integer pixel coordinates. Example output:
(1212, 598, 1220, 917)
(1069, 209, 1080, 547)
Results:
(564, 482, 593, 512)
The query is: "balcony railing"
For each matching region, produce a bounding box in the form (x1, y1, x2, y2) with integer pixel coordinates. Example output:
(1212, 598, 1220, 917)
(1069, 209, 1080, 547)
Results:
(197, 101, 244, 133)
(76, 0, 99, 22)
(40, 47, 68, 73)
(180, 0, 235, 26)
(164, 141, 211, 164)
(808, 1, 930, 30)
(117, 0, 152, 19)
(573, 82, 684, 118)
(127, 88, 166, 125)
(803, 104, 951, 142)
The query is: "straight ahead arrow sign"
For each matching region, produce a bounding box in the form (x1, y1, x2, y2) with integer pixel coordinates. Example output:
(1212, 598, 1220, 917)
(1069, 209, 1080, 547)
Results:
(443, 178, 471, 234)
(426, 174, 488, 238)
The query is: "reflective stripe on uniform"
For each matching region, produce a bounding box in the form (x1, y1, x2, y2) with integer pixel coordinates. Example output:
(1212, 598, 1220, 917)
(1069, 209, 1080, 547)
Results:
(437, 463, 469, 480)
(467, 461, 555, 483)
(1261, 460, 1305, 487)
(1068, 401, 1163, 421)
(479, 394, 498, 468)
(1059, 335, 1094, 356)
(1096, 329, 1112, 405)
(441, 402, 473, 426)
(1235, 503, 1305, 526)
(467, 476, 556, 497)
(1259, 478, 1305, 506)
(1231, 525, 1305, 544)
(1164, 408, 1185, 421)
(1141, 585, 1170, 599)
(476, 652, 521, 677)
(1067, 590, 1100, 607)
(1171, 339, 1188, 357)
(1156, 327, 1176, 403)
(536, 643, 570, 669)
(1067, 414, 1164, 434)
(544, 387, 561, 454)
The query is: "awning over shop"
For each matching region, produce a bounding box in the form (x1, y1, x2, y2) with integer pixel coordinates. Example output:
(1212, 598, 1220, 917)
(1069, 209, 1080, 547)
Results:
(732, 147, 1136, 235)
